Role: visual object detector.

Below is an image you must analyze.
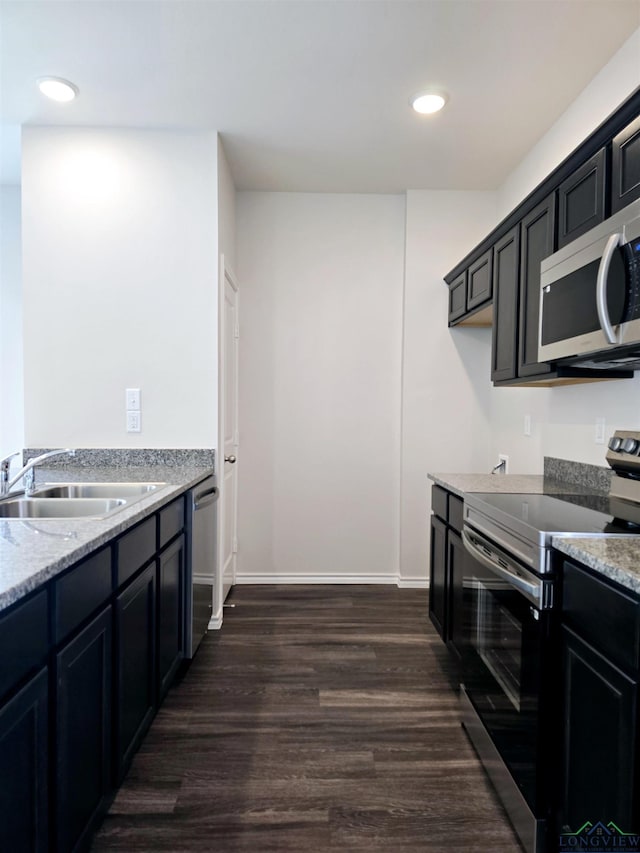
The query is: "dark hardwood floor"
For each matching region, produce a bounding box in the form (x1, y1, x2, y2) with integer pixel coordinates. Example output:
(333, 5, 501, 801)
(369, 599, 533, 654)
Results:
(91, 585, 520, 852)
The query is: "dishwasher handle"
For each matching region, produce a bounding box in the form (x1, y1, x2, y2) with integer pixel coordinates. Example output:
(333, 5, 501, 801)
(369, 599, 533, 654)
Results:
(193, 485, 218, 510)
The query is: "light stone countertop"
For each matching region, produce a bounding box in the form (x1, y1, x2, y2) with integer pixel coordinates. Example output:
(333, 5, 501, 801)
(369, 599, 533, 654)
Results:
(430, 471, 640, 596)
(0, 464, 213, 613)
(428, 473, 547, 498)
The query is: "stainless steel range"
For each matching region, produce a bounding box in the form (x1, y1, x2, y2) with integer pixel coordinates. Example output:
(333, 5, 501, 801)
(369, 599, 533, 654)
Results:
(460, 432, 640, 853)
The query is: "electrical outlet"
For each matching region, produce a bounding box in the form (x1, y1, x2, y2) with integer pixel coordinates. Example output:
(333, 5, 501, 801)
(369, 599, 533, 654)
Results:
(126, 411, 141, 433)
(595, 417, 606, 445)
(524, 414, 531, 436)
(498, 454, 509, 475)
(126, 388, 141, 411)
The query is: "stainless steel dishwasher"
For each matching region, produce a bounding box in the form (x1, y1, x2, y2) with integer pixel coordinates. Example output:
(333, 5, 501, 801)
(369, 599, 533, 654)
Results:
(185, 475, 218, 658)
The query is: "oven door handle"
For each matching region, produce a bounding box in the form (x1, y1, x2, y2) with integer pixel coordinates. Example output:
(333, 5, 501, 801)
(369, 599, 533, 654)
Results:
(462, 528, 542, 608)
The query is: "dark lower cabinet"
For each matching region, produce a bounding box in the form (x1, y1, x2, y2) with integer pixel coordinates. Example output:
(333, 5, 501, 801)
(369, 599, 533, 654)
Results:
(157, 534, 185, 701)
(446, 529, 465, 662)
(560, 625, 638, 833)
(116, 562, 156, 782)
(56, 606, 112, 853)
(0, 668, 48, 853)
(429, 514, 447, 637)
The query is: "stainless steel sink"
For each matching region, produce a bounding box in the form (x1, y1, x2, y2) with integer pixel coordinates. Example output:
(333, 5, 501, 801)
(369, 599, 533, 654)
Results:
(32, 482, 165, 499)
(0, 498, 127, 519)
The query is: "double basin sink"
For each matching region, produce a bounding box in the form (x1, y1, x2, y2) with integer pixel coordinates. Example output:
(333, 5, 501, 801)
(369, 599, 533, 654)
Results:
(0, 482, 166, 520)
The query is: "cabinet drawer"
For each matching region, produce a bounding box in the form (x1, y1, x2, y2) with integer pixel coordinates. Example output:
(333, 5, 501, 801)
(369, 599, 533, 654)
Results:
(563, 560, 640, 673)
(54, 547, 112, 644)
(448, 494, 464, 533)
(0, 591, 49, 700)
(159, 496, 184, 549)
(117, 516, 157, 587)
(431, 485, 448, 523)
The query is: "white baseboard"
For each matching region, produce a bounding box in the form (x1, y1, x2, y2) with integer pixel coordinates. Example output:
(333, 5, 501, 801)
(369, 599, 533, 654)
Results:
(208, 612, 223, 630)
(397, 578, 429, 589)
(234, 573, 428, 588)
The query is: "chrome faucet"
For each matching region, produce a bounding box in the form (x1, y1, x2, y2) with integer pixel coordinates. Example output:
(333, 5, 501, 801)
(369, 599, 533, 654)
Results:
(0, 451, 22, 496)
(3, 448, 76, 496)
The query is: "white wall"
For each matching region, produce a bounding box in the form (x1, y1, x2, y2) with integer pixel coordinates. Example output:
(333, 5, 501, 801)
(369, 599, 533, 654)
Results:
(400, 190, 497, 581)
(0, 185, 24, 457)
(22, 127, 219, 448)
(498, 27, 640, 219)
(488, 26, 640, 471)
(217, 135, 236, 270)
(236, 192, 405, 582)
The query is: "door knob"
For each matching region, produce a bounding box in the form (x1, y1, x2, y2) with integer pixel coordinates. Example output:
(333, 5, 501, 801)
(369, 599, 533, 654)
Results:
(225, 455, 237, 464)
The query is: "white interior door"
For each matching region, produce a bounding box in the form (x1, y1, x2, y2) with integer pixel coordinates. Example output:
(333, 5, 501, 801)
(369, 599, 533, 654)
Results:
(218, 256, 239, 611)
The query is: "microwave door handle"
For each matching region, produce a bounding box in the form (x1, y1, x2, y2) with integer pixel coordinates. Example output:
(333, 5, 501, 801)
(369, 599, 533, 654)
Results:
(596, 233, 622, 345)
(461, 529, 542, 607)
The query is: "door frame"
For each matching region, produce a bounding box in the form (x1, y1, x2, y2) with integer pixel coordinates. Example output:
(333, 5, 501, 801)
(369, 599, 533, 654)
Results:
(214, 254, 239, 628)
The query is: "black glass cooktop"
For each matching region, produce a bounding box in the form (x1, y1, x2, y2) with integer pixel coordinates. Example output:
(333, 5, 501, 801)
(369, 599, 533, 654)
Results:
(468, 491, 640, 536)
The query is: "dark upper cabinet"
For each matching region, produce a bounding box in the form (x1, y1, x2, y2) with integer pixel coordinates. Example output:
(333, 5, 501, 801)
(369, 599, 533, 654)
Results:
(448, 271, 467, 324)
(56, 606, 112, 853)
(518, 193, 556, 378)
(157, 534, 185, 702)
(0, 668, 49, 853)
(557, 148, 607, 248)
(115, 562, 157, 782)
(612, 114, 640, 214)
(491, 226, 520, 383)
(560, 625, 638, 833)
(467, 249, 493, 311)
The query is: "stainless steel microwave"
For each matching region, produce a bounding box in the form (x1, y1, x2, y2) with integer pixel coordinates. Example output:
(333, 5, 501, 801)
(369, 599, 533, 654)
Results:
(538, 198, 640, 367)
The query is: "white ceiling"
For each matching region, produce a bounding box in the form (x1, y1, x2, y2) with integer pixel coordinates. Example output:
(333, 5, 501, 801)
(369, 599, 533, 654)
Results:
(1, 0, 639, 192)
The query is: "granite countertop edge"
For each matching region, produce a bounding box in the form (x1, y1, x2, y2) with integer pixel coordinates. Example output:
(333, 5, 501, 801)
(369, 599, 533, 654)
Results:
(0, 464, 214, 613)
(551, 536, 640, 596)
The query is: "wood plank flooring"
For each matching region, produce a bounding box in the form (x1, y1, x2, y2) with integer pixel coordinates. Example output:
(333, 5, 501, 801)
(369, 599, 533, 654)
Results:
(91, 585, 521, 852)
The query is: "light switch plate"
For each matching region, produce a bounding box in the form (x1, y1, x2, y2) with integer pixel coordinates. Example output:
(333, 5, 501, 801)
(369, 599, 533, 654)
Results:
(126, 388, 141, 411)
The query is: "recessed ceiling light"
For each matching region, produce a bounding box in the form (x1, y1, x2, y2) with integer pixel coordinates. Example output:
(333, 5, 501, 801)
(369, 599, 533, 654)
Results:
(410, 92, 447, 115)
(37, 77, 78, 102)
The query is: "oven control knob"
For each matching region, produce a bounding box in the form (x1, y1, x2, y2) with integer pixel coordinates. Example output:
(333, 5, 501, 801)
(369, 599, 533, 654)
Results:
(622, 437, 640, 454)
(608, 436, 623, 452)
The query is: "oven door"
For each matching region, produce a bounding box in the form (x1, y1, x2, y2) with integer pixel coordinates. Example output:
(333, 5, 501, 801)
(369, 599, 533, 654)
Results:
(461, 526, 555, 814)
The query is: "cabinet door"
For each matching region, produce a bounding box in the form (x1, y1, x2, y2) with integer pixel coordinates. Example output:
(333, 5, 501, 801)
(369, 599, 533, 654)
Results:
(557, 149, 606, 248)
(446, 529, 465, 665)
(518, 193, 556, 378)
(560, 625, 638, 833)
(115, 563, 156, 782)
(56, 606, 112, 853)
(429, 515, 447, 639)
(467, 249, 493, 311)
(0, 668, 48, 853)
(157, 534, 185, 701)
(491, 226, 520, 383)
(448, 272, 467, 324)
(612, 115, 640, 214)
